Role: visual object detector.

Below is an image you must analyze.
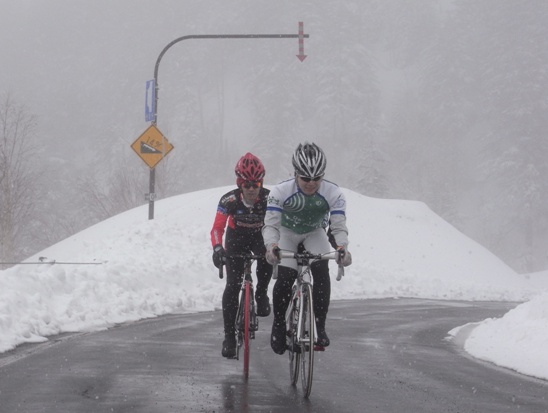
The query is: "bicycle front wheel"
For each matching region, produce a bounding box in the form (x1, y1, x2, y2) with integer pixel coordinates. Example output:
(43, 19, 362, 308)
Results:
(287, 289, 300, 385)
(300, 283, 315, 397)
(243, 282, 251, 380)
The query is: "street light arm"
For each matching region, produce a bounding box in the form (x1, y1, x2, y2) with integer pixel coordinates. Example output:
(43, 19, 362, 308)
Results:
(152, 33, 309, 125)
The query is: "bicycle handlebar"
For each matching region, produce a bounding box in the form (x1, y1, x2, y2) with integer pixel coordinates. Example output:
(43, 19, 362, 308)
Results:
(218, 254, 264, 279)
(228, 254, 264, 260)
(272, 250, 345, 281)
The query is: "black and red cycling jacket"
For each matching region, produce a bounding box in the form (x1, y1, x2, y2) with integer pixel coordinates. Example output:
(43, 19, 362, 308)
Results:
(210, 187, 270, 248)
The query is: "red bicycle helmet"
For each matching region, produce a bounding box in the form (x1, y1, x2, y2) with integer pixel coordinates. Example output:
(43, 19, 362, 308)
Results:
(235, 152, 265, 182)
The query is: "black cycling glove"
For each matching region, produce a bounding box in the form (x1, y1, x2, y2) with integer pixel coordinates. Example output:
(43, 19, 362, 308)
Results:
(212, 244, 227, 268)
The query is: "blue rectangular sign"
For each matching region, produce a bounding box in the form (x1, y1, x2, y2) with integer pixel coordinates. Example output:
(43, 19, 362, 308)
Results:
(145, 79, 155, 122)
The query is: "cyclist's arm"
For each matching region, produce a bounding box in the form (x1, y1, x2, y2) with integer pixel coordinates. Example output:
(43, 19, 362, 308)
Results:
(211, 190, 239, 248)
(328, 189, 349, 248)
(262, 186, 284, 248)
(210, 209, 228, 247)
(262, 208, 281, 248)
(329, 213, 348, 248)
(319, 182, 349, 248)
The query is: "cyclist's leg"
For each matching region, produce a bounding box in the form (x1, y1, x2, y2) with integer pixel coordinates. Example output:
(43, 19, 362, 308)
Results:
(222, 259, 244, 330)
(271, 265, 297, 354)
(251, 235, 272, 316)
(303, 229, 332, 346)
(311, 260, 330, 346)
(270, 228, 301, 354)
(311, 260, 330, 317)
(221, 233, 245, 357)
(221, 267, 241, 357)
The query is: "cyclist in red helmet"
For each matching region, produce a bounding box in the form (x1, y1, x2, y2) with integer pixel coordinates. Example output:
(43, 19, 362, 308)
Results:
(210, 153, 273, 358)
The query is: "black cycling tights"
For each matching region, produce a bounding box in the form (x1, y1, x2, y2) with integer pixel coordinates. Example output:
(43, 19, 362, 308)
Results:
(222, 256, 271, 335)
(272, 259, 331, 324)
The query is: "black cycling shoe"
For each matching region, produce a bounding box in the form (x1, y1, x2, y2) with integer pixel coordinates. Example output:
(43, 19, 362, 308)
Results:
(222, 335, 237, 358)
(255, 294, 271, 317)
(271, 322, 287, 355)
(316, 329, 330, 347)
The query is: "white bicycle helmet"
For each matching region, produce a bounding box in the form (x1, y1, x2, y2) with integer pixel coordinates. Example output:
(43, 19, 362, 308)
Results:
(292, 142, 327, 178)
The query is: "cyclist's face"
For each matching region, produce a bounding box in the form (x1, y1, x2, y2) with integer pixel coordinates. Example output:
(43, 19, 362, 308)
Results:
(240, 181, 261, 203)
(296, 175, 322, 195)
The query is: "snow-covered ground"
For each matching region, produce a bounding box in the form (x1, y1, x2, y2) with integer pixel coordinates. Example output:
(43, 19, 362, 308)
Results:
(1, 187, 547, 381)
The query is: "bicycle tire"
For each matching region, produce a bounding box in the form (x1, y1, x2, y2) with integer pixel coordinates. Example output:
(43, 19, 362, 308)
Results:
(287, 289, 300, 385)
(243, 281, 251, 379)
(300, 283, 315, 397)
(235, 290, 245, 361)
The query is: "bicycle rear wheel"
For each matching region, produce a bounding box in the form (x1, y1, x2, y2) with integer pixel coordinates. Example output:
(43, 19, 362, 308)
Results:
(243, 281, 251, 380)
(287, 289, 300, 385)
(300, 283, 315, 397)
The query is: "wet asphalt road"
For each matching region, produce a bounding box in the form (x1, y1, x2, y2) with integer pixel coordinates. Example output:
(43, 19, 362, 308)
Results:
(0, 298, 547, 413)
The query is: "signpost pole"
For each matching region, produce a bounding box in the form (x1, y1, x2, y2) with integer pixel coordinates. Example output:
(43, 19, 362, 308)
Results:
(144, 23, 309, 220)
(148, 168, 155, 220)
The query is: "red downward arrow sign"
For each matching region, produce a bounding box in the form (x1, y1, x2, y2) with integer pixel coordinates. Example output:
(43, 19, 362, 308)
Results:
(297, 21, 307, 62)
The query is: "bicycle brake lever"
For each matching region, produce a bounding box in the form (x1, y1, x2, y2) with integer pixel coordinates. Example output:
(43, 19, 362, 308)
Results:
(219, 263, 224, 279)
(336, 263, 344, 281)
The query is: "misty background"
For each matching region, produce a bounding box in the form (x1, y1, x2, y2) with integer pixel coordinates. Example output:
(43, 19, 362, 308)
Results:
(0, 0, 547, 273)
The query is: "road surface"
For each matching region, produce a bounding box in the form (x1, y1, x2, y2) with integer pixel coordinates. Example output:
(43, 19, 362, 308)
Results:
(0, 298, 546, 412)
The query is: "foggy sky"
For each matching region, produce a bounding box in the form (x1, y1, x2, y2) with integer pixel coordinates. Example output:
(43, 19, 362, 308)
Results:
(1, 0, 547, 272)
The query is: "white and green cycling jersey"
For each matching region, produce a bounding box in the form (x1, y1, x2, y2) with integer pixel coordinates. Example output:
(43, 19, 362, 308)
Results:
(262, 178, 348, 248)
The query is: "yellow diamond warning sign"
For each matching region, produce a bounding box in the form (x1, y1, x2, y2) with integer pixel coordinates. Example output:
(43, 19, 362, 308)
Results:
(131, 125, 174, 168)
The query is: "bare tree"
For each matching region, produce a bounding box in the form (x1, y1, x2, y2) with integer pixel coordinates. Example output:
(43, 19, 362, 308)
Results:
(75, 153, 170, 223)
(0, 94, 40, 266)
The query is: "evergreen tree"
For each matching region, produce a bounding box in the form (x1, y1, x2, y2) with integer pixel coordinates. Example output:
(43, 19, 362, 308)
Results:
(424, 0, 548, 271)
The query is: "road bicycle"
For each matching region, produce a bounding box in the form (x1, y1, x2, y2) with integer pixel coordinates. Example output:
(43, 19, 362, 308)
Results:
(272, 249, 344, 398)
(219, 254, 262, 380)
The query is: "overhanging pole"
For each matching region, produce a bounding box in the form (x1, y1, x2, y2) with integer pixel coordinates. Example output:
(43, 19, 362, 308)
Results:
(147, 25, 309, 220)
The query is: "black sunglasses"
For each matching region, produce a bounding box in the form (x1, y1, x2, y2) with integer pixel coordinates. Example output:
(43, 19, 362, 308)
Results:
(242, 181, 262, 189)
(299, 175, 323, 182)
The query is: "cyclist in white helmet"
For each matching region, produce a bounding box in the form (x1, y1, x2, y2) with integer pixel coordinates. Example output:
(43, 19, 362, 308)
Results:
(262, 142, 352, 355)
